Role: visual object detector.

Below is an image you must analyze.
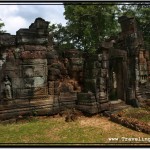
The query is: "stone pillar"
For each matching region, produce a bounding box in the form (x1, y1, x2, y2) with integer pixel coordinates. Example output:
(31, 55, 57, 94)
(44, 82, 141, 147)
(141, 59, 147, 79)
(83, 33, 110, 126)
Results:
(98, 50, 109, 103)
(139, 50, 147, 84)
(145, 50, 150, 82)
(135, 56, 142, 100)
(147, 61, 150, 78)
(77, 51, 110, 114)
(126, 53, 136, 103)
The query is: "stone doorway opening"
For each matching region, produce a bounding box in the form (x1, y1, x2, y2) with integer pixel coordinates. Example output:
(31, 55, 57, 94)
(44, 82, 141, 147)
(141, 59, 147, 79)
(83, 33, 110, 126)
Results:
(109, 57, 127, 102)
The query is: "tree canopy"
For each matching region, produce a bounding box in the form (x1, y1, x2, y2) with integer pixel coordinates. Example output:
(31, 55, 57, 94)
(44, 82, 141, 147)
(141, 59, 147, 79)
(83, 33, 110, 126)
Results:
(63, 3, 121, 53)
(136, 4, 150, 49)
(48, 3, 122, 53)
(48, 22, 74, 52)
(0, 19, 5, 33)
(48, 3, 150, 53)
(0, 3, 149, 52)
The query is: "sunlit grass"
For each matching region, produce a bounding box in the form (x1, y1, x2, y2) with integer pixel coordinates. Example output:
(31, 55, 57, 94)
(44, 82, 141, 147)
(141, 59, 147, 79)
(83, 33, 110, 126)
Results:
(0, 115, 149, 146)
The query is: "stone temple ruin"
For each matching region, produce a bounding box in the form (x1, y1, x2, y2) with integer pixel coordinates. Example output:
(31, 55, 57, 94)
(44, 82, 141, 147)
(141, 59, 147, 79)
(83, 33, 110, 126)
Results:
(0, 16, 149, 121)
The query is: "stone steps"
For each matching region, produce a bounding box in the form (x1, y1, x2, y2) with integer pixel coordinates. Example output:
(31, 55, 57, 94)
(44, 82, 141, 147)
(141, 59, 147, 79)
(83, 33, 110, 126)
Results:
(0, 94, 77, 121)
(0, 96, 56, 111)
(0, 96, 61, 121)
(110, 100, 131, 113)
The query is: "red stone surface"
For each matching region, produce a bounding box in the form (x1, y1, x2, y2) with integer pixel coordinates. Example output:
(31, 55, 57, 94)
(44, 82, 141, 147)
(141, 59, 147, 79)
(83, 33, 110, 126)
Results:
(20, 51, 46, 59)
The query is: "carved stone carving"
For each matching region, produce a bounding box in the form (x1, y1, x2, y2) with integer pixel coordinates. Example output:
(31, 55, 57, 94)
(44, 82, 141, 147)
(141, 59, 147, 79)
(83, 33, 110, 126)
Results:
(3, 75, 12, 99)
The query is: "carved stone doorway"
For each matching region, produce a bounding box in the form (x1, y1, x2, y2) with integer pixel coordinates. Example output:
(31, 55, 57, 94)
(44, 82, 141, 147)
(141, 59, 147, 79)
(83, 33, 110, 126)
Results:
(109, 50, 128, 102)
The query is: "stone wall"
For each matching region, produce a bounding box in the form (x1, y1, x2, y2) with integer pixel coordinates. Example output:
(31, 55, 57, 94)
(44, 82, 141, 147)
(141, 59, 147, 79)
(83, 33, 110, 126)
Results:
(118, 16, 148, 105)
(0, 18, 49, 100)
(0, 18, 55, 120)
(0, 18, 86, 120)
(0, 16, 149, 121)
(77, 48, 110, 114)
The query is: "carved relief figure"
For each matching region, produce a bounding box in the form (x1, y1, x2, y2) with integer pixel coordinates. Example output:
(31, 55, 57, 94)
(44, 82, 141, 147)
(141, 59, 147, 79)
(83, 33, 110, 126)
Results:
(3, 75, 12, 99)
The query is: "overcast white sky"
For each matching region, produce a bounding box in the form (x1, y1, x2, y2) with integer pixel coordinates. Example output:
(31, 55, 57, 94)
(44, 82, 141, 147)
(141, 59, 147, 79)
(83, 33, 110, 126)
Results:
(0, 4, 67, 35)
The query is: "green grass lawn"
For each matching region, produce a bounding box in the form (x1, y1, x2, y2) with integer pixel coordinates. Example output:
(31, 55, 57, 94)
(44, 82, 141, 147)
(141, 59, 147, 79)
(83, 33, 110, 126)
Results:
(0, 114, 149, 146)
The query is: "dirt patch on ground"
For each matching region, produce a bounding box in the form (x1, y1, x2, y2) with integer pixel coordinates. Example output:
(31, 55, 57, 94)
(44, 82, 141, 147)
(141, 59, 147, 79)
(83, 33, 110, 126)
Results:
(79, 115, 120, 131)
(78, 115, 150, 137)
(46, 131, 61, 141)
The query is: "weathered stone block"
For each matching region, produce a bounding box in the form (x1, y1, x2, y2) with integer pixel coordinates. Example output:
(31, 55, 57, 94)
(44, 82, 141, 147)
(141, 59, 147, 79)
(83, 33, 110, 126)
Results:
(0, 33, 15, 46)
(70, 58, 83, 65)
(12, 78, 24, 88)
(99, 85, 105, 92)
(6, 51, 16, 61)
(85, 61, 98, 69)
(77, 93, 96, 103)
(23, 77, 46, 88)
(20, 51, 46, 59)
(70, 65, 81, 72)
(22, 65, 47, 78)
(46, 51, 58, 59)
(5, 61, 20, 70)
(95, 61, 101, 68)
(48, 81, 54, 88)
(84, 79, 96, 93)
(17, 36, 48, 45)
(77, 103, 99, 114)
(60, 101, 75, 106)
(54, 81, 60, 88)
(16, 87, 48, 99)
(29, 17, 49, 29)
(48, 68, 61, 81)
(5, 70, 20, 78)
(49, 63, 62, 70)
(59, 94, 77, 102)
(47, 58, 58, 65)
(49, 88, 54, 95)
(22, 66, 34, 78)
(102, 52, 108, 61)
(102, 61, 109, 69)
(33, 87, 48, 97)
(59, 95, 77, 102)
(60, 92, 76, 97)
(54, 88, 60, 95)
(34, 66, 47, 77)
(99, 102, 110, 111)
(29, 98, 54, 106)
(92, 69, 99, 77)
(24, 45, 47, 51)
(97, 77, 106, 85)
(21, 59, 47, 65)
(34, 77, 46, 87)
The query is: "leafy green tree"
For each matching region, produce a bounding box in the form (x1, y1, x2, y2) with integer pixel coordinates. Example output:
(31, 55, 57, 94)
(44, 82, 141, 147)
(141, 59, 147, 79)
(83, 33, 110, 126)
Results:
(63, 3, 121, 53)
(0, 19, 5, 33)
(136, 4, 150, 49)
(50, 3, 150, 53)
(48, 22, 74, 53)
